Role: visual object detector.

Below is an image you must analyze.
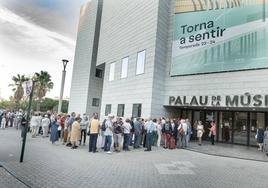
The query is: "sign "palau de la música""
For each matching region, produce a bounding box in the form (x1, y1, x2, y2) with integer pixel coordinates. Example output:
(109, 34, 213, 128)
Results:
(169, 93, 268, 108)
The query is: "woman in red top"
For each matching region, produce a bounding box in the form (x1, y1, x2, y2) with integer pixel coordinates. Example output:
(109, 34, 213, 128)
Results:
(209, 121, 216, 145)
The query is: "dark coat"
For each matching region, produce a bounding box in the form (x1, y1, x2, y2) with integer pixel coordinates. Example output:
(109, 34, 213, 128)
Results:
(257, 128, 264, 143)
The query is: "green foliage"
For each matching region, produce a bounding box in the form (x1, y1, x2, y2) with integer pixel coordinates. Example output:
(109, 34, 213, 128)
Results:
(34, 71, 54, 111)
(0, 98, 69, 113)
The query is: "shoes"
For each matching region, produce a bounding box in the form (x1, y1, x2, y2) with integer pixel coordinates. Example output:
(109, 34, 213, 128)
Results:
(106, 151, 112, 154)
(144, 149, 151, 152)
(93, 151, 98, 153)
(66, 143, 72, 147)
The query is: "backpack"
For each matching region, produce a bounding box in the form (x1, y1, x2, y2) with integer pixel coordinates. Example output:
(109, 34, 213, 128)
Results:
(164, 123, 170, 132)
(101, 119, 107, 131)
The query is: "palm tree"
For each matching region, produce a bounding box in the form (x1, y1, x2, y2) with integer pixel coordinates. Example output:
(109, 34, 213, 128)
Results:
(9, 74, 29, 110)
(34, 71, 54, 111)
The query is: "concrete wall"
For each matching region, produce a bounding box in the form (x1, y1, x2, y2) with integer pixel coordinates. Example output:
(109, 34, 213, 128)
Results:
(68, 0, 102, 115)
(97, 0, 160, 120)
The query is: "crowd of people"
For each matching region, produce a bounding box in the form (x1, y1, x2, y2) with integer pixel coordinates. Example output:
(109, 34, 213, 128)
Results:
(1, 109, 268, 156)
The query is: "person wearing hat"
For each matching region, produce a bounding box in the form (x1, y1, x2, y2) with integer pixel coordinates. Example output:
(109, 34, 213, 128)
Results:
(104, 114, 114, 154)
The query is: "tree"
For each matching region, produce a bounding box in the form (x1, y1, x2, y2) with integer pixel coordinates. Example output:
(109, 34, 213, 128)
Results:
(9, 74, 29, 111)
(34, 71, 54, 111)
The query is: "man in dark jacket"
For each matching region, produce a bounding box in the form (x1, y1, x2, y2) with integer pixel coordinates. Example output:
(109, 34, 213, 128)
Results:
(133, 118, 142, 149)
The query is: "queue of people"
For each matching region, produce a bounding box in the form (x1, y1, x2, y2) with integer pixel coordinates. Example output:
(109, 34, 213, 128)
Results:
(2, 109, 268, 156)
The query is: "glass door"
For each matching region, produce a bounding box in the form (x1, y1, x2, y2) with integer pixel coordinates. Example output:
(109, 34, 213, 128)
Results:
(204, 111, 217, 140)
(219, 112, 232, 143)
(192, 111, 205, 141)
(233, 112, 248, 145)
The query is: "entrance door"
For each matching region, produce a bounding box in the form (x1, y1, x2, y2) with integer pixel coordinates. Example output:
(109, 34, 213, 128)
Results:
(192, 111, 205, 140)
(204, 111, 217, 140)
(219, 112, 232, 143)
(233, 112, 248, 145)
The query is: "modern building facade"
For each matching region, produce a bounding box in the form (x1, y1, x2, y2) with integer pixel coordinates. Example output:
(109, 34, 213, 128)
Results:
(69, 0, 268, 146)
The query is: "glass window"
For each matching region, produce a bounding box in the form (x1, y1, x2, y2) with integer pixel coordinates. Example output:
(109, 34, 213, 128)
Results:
(92, 98, 100, 107)
(132, 104, 142, 118)
(105, 104, 111, 116)
(117, 104, 125, 117)
(136, 50, 146, 75)
(109, 63, 115, 81)
(250, 112, 265, 146)
(233, 112, 248, 145)
(219, 112, 232, 143)
(95, 68, 103, 78)
(121, 57, 129, 78)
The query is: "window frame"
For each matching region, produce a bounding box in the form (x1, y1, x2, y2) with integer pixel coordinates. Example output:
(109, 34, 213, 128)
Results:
(132, 103, 142, 118)
(121, 56, 129, 79)
(109, 62, 115, 81)
(105, 104, 112, 116)
(117, 104, 125, 117)
(135, 50, 146, 75)
(92, 98, 100, 107)
(95, 68, 103, 78)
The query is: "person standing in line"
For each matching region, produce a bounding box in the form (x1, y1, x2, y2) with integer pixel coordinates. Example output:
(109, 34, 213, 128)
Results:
(41, 114, 50, 137)
(15, 109, 23, 130)
(197, 121, 204, 146)
(100, 118, 107, 149)
(256, 126, 264, 151)
(209, 121, 216, 145)
(79, 114, 89, 146)
(36, 113, 43, 136)
(0, 112, 3, 129)
(185, 119, 192, 147)
(8, 111, 14, 127)
(112, 117, 123, 152)
(177, 119, 188, 148)
(129, 117, 135, 146)
(193, 120, 198, 141)
(0, 113, 7, 129)
(162, 119, 172, 149)
(123, 118, 132, 151)
(59, 114, 66, 141)
(104, 114, 114, 154)
(133, 118, 142, 149)
(156, 119, 162, 147)
(145, 119, 157, 151)
(263, 127, 268, 156)
(70, 116, 81, 149)
(30, 112, 39, 138)
(89, 115, 100, 153)
(50, 116, 60, 144)
(66, 112, 76, 147)
(143, 119, 149, 148)
(63, 115, 70, 144)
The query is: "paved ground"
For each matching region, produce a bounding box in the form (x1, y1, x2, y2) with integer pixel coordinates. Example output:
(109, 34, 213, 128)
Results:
(1, 128, 268, 188)
(0, 167, 28, 188)
(187, 141, 268, 162)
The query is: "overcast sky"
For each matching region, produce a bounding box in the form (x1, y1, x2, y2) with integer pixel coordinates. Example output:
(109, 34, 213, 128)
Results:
(0, 0, 87, 99)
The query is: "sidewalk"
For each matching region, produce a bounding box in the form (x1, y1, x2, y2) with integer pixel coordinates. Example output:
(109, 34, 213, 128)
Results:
(187, 141, 268, 162)
(0, 167, 28, 188)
